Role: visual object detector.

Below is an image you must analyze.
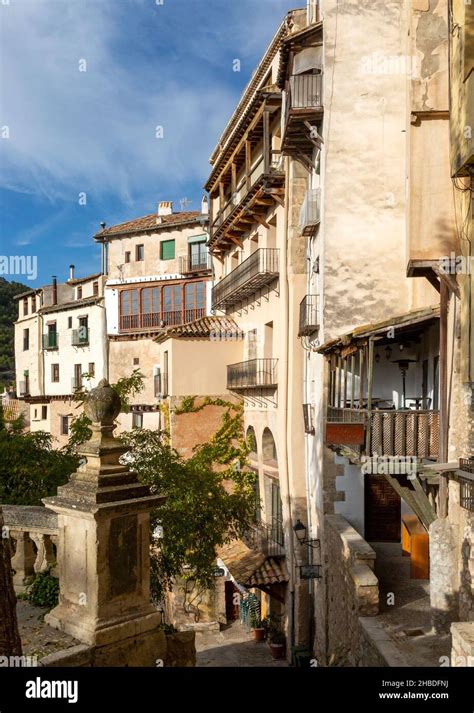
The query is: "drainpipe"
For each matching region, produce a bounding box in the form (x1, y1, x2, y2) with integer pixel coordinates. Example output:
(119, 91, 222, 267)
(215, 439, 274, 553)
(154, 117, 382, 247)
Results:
(280, 154, 296, 651)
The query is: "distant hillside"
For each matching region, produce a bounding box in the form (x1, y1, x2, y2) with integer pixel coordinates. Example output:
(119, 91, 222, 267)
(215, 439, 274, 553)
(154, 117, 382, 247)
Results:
(0, 277, 29, 387)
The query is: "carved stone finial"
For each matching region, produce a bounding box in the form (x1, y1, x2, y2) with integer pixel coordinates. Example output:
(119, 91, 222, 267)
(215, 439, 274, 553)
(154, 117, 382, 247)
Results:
(83, 379, 121, 426)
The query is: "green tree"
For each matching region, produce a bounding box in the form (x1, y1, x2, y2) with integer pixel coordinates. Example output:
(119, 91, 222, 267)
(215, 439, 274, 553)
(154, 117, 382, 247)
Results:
(121, 400, 256, 602)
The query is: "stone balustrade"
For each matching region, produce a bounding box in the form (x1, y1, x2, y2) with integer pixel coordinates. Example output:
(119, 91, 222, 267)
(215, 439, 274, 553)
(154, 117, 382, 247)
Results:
(3, 505, 59, 593)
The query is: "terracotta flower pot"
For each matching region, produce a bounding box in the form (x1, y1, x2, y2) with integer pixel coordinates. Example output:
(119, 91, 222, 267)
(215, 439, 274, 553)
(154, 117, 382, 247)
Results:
(269, 643, 285, 659)
(253, 627, 265, 642)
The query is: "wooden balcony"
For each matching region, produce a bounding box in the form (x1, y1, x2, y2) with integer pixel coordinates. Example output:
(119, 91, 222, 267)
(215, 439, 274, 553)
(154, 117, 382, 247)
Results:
(212, 248, 279, 311)
(119, 308, 205, 333)
(227, 358, 278, 390)
(325, 406, 440, 459)
(298, 294, 318, 336)
(282, 73, 324, 159)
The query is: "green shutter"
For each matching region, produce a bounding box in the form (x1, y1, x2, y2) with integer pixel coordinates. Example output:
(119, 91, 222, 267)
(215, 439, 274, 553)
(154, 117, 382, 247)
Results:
(161, 240, 175, 260)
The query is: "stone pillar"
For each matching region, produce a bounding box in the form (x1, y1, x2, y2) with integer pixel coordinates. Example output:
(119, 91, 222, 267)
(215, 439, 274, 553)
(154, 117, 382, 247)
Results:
(43, 380, 166, 666)
(10, 531, 36, 592)
(429, 518, 458, 633)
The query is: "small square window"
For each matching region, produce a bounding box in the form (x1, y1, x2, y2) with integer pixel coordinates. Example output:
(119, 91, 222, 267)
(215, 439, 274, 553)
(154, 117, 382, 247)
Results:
(93, 281, 99, 296)
(125, 251, 131, 263)
(133, 357, 139, 365)
(136, 245, 144, 261)
(51, 364, 60, 382)
(77, 286, 83, 300)
(88, 362, 95, 377)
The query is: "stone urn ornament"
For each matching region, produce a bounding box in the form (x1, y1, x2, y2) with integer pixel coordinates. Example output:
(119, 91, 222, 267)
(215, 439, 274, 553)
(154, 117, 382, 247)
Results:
(83, 378, 121, 426)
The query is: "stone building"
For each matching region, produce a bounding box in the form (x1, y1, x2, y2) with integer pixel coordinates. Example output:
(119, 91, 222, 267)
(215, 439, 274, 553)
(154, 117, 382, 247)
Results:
(94, 200, 211, 433)
(13, 268, 107, 446)
(273, 0, 473, 665)
(205, 7, 314, 651)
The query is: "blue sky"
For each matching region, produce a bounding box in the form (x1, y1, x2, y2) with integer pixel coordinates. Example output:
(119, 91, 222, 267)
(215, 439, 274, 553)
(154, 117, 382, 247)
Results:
(0, 0, 291, 286)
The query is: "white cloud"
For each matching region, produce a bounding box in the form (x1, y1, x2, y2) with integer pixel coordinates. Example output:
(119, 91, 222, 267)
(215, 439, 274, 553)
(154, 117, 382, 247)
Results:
(0, 0, 238, 202)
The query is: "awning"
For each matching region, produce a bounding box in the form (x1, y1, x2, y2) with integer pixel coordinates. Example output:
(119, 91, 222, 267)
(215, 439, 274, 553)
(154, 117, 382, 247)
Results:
(217, 539, 288, 588)
(317, 305, 440, 355)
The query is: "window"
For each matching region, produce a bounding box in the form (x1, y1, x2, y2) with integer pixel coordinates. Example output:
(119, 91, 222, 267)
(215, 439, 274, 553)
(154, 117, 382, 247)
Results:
(34, 408, 38, 419)
(185, 281, 205, 310)
(74, 364, 82, 389)
(133, 357, 139, 365)
(125, 251, 131, 263)
(120, 289, 139, 329)
(23, 329, 29, 351)
(77, 286, 82, 299)
(88, 362, 95, 377)
(135, 244, 144, 261)
(189, 241, 207, 268)
(142, 287, 160, 316)
(433, 355, 440, 410)
(163, 285, 182, 315)
(51, 364, 60, 382)
(93, 281, 99, 296)
(41, 405, 47, 420)
(60, 416, 69, 436)
(132, 412, 143, 429)
(160, 239, 175, 261)
(23, 298, 28, 316)
(68, 316, 72, 329)
(271, 482, 284, 546)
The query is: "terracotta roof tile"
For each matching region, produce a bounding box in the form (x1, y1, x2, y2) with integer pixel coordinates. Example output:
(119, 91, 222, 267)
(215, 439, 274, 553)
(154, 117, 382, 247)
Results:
(154, 315, 243, 343)
(217, 539, 288, 588)
(94, 211, 202, 239)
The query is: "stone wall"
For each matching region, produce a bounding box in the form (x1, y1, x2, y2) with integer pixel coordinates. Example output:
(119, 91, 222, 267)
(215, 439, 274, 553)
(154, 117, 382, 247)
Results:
(163, 576, 226, 631)
(324, 514, 379, 666)
(451, 622, 474, 666)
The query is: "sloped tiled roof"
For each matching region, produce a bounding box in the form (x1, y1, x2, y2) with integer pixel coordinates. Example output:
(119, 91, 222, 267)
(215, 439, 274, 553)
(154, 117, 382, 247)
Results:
(94, 211, 202, 239)
(154, 315, 243, 343)
(217, 539, 288, 588)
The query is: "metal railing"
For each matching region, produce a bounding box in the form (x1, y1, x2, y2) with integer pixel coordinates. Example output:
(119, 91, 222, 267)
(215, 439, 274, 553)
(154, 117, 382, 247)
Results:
(179, 254, 212, 275)
(212, 248, 279, 311)
(243, 521, 285, 557)
(119, 307, 205, 332)
(227, 358, 278, 390)
(299, 188, 321, 235)
(42, 332, 58, 350)
(72, 328, 90, 346)
(459, 474, 474, 512)
(288, 73, 322, 110)
(459, 458, 474, 474)
(298, 295, 319, 336)
(327, 406, 367, 423)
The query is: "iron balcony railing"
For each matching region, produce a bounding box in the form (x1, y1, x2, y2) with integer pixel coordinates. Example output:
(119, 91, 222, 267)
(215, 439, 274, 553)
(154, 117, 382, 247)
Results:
(179, 253, 212, 275)
(298, 295, 319, 337)
(227, 358, 278, 390)
(327, 406, 440, 458)
(288, 73, 323, 111)
(42, 332, 58, 350)
(243, 521, 285, 557)
(72, 328, 90, 346)
(212, 248, 279, 311)
(460, 458, 474, 474)
(119, 307, 205, 332)
(300, 188, 321, 235)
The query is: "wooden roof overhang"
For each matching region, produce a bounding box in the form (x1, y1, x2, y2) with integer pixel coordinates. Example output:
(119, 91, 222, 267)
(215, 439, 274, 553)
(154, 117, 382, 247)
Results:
(208, 174, 285, 253)
(206, 93, 282, 197)
(277, 21, 323, 89)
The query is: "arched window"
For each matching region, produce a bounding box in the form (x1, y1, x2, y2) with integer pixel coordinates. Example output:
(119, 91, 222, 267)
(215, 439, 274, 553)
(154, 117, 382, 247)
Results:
(246, 426, 257, 459)
(262, 427, 277, 464)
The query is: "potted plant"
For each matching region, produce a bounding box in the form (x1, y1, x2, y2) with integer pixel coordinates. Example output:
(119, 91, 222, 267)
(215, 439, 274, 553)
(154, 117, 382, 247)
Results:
(250, 613, 265, 642)
(268, 629, 286, 659)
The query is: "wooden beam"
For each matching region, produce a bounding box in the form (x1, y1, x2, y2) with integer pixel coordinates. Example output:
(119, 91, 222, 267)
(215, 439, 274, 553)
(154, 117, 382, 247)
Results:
(245, 141, 252, 191)
(219, 182, 225, 213)
(231, 163, 237, 195)
(433, 264, 461, 299)
(263, 109, 270, 174)
(252, 213, 271, 230)
(228, 235, 243, 248)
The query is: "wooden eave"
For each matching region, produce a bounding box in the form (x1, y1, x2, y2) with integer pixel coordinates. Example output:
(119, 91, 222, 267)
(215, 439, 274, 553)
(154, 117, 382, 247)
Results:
(277, 21, 323, 88)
